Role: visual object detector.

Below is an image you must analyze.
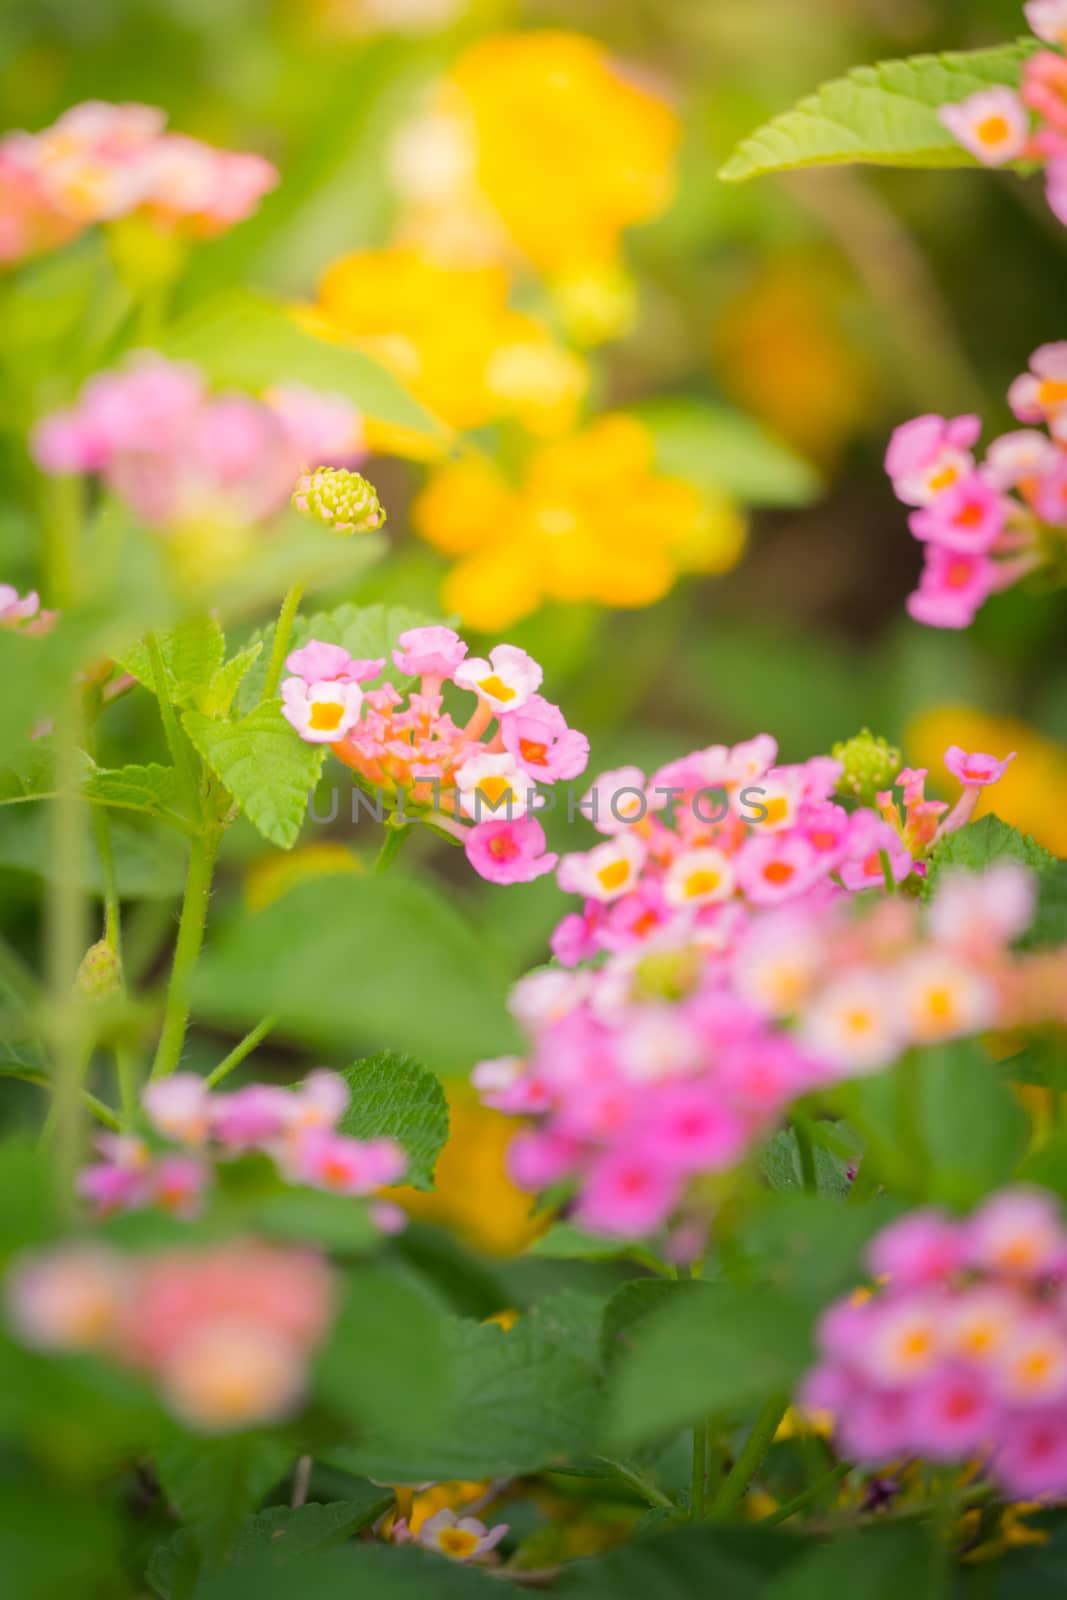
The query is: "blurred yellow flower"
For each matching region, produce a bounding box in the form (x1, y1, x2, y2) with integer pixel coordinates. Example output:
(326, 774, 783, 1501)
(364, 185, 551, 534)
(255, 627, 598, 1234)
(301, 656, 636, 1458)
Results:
(906, 704, 1067, 856)
(414, 414, 745, 631)
(244, 842, 364, 913)
(395, 1085, 546, 1255)
(306, 248, 587, 439)
(390, 31, 679, 283)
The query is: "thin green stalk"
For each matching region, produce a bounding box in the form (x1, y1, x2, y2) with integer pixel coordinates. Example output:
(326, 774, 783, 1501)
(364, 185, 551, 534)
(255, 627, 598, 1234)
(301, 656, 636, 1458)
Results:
(690, 1422, 707, 1521)
(46, 691, 89, 1202)
(793, 1118, 819, 1193)
(145, 631, 199, 817)
(91, 804, 122, 955)
(710, 1394, 790, 1521)
(260, 583, 304, 703)
(151, 824, 221, 1078)
(11, 1069, 121, 1132)
(758, 1460, 851, 1527)
(40, 472, 82, 609)
(593, 1458, 674, 1513)
(703, 1421, 725, 1515)
(205, 1014, 279, 1088)
(374, 822, 412, 874)
(878, 848, 895, 894)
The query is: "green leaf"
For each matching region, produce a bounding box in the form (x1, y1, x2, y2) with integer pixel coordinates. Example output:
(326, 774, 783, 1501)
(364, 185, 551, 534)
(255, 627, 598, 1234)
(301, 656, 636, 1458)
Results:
(763, 1523, 930, 1600)
(610, 1282, 810, 1447)
(913, 1041, 1030, 1208)
(117, 616, 226, 703)
(191, 875, 519, 1073)
(759, 1128, 854, 1199)
(721, 40, 1038, 182)
(740, 1193, 901, 1312)
(326, 1293, 605, 1481)
(202, 641, 264, 718)
(183, 701, 326, 849)
(529, 1221, 654, 1262)
(0, 1464, 123, 1600)
(553, 1525, 802, 1599)
(82, 761, 180, 818)
(338, 1052, 448, 1191)
(601, 1278, 704, 1372)
(153, 1433, 293, 1561)
(0, 805, 186, 896)
(193, 1545, 497, 1600)
(924, 814, 1056, 900)
(236, 601, 437, 713)
(1021, 859, 1067, 950)
(251, 1188, 380, 1254)
(163, 291, 444, 438)
(637, 398, 821, 509)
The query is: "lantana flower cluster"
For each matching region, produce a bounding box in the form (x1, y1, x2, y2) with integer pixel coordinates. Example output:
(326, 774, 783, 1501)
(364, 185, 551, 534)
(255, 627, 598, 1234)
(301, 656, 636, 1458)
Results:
(0, 584, 55, 635)
(884, 357, 1067, 626)
(0, 100, 276, 266)
(938, 3, 1067, 228)
(5, 1239, 335, 1432)
(32, 352, 364, 538)
(282, 624, 589, 883)
(77, 1068, 406, 1220)
(474, 861, 1062, 1242)
(547, 735, 1011, 968)
(799, 1188, 1067, 1500)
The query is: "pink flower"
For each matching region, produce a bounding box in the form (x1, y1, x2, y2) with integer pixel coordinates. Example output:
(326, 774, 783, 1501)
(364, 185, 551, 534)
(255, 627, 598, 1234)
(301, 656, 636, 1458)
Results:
(149, 1155, 211, 1218)
(838, 818, 912, 892)
(837, 1386, 918, 1463)
(281, 676, 364, 743)
(0, 584, 42, 626)
(284, 1128, 406, 1194)
(906, 546, 998, 629)
(500, 695, 589, 783)
(210, 1084, 294, 1151)
(266, 383, 363, 464)
(736, 834, 821, 905)
(965, 1186, 1066, 1278)
(984, 428, 1057, 489)
(5, 1244, 131, 1351)
(583, 766, 657, 834)
(417, 1509, 509, 1563)
(392, 624, 468, 679)
(454, 752, 530, 820)
(157, 1319, 307, 1434)
(454, 644, 543, 712)
(286, 640, 383, 685)
(558, 835, 647, 902)
(465, 817, 558, 884)
(1009, 342, 1067, 423)
(938, 89, 1031, 166)
(1027, 0, 1067, 46)
(574, 1147, 681, 1237)
(643, 1083, 747, 1173)
(143, 1072, 211, 1144)
(927, 864, 1037, 951)
(1023, 50, 1067, 135)
(507, 1129, 582, 1188)
(911, 1366, 998, 1460)
(865, 1209, 965, 1287)
(943, 745, 1016, 787)
(884, 413, 981, 505)
(995, 1410, 1067, 1499)
(908, 473, 1005, 552)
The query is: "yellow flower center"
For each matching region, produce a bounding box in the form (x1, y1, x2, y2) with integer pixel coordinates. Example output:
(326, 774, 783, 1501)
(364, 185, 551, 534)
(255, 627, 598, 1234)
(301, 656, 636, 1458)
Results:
(477, 775, 515, 808)
(684, 869, 721, 898)
(477, 674, 516, 702)
(597, 858, 631, 892)
(439, 1528, 480, 1560)
(309, 701, 345, 732)
(977, 114, 1010, 145)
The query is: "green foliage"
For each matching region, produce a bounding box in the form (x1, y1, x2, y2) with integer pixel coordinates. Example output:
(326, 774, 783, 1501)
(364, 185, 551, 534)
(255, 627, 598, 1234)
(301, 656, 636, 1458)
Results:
(191, 874, 520, 1072)
(118, 616, 226, 702)
(183, 701, 326, 849)
(238, 601, 436, 711)
(553, 1525, 802, 1598)
(721, 40, 1037, 182)
(1022, 860, 1067, 949)
(153, 1433, 293, 1561)
(339, 1052, 449, 1191)
(636, 397, 822, 509)
(193, 1544, 498, 1599)
(82, 761, 181, 821)
(924, 815, 1056, 897)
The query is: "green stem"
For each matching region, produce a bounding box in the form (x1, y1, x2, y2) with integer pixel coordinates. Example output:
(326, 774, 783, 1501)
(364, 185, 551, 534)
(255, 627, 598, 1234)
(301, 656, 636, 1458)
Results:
(758, 1460, 851, 1527)
(690, 1420, 707, 1521)
(145, 631, 199, 818)
(593, 1459, 675, 1513)
(205, 1014, 278, 1088)
(91, 804, 122, 955)
(150, 825, 221, 1079)
(878, 848, 895, 895)
(46, 690, 89, 1202)
(793, 1118, 819, 1193)
(40, 472, 82, 610)
(710, 1394, 790, 1521)
(261, 583, 304, 703)
(11, 1070, 121, 1132)
(374, 822, 412, 874)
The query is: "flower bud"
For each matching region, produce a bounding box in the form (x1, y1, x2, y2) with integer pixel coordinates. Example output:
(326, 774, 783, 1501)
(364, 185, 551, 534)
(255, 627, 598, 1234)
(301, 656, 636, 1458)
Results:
(75, 940, 122, 1000)
(292, 468, 385, 535)
(832, 728, 902, 806)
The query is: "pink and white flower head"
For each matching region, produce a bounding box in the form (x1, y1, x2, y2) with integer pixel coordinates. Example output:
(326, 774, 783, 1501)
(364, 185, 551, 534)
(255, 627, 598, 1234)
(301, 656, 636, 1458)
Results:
(984, 428, 1058, 489)
(285, 640, 383, 685)
(453, 644, 543, 712)
(558, 834, 647, 902)
(943, 745, 1017, 787)
(465, 817, 558, 884)
(583, 766, 657, 835)
(884, 414, 981, 506)
(865, 1209, 966, 1288)
(906, 546, 998, 629)
(0, 584, 43, 626)
(157, 1318, 308, 1434)
(798, 968, 902, 1075)
(283, 1128, 406, 1195)
(392, 624, 468, 680)
(894, 950, 995, 1043)
(143, 1072, 212, 1145)
(289, 1067, 350, 1131)
(265, 384, 364, 464)
(965, 1186, 1067, 1279)
(908, 473, 1006, 553)
(148, 1155, 212, 1218)
(1023, 50, 1067, 136)
(1009, 342, 1067, 423)
(417, 1509, 509, 1563)
(280, 676, 364, 744)
(209, 1083, 294, 1152)
(1028, 0, 1067, 43)
(6, 1243, 132, 1353)
(663, 847, 736, 909)
(455, 752, 530, 821)
(499, 695, 589, 783)
(938, 88, 1030, 166)
(735, 834, 821, 906)
(927, 864, 1037, 951)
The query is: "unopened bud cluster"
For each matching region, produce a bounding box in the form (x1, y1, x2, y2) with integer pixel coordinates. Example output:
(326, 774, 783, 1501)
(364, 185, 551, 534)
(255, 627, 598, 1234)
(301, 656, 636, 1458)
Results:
(292, 468, 386, 535)
(832, 728, 902, 806)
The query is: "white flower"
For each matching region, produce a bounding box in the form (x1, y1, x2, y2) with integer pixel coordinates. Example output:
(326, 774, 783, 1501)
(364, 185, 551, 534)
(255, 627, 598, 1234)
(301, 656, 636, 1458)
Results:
(455, 752, 530, 820)
(557, 834, 647, 902)
(800, 969, 902, 1074)
(280, 676, 363, 743)
(663, 847, 735, 908)
(417, 1509, 509, 1563)
(454, 644, 543, 712)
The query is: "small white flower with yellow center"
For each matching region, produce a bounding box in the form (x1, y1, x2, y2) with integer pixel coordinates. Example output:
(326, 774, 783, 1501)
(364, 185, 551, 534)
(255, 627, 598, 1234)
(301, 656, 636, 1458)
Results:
(800, 969, 901, 1074)
(618, 1010, 702, 1084)
(280, 676, 364, 744)
(736, 772, 801, 832)
(1027, 0, 1067, 46)
(734, 917, 823, 1017)
(417, 1508, 508, 1563)
(663, 847, 735, 909)
(159, 1319, 306, 1433)
(558, 834, 647, 902)
(994, 1320, 1067, 1406)
(862, 1299, 943, 1386)
(939, 88, 1031, 168)
(454, 644, 542, 712)
(894, 950, 994, 1044)
(455, 753, 530, 820)
(584, 765, 662, 835)
(508, 968, 590, 1028)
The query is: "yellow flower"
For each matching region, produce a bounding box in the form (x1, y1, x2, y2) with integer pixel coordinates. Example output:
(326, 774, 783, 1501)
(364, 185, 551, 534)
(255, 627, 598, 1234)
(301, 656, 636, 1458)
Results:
(306, 247, 587, 439)
(905, 704, 1067, 855)
(448, 32, 679, 277)
(244, 842, 364, 913)
(394, 1085, 546, 1255)
(414, 414, 745, 631)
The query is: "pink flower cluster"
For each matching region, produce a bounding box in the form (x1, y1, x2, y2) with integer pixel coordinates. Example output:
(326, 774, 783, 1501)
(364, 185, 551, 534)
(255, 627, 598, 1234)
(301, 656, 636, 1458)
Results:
(76, 1068, 406, 1220)
(0, 583, 55, 635)
(0, 101, 276, 266)
(282, 625, 589, 884)
(6, 1239, 334, 1432)
(800, 1188, 1067, 1500)
(937, 5, 1067, 227)
(883, 393, 1064, 628)
(474, 861, 1059, 1242)
(31, 352, 364, 533)
(547, 738, 1011, 967)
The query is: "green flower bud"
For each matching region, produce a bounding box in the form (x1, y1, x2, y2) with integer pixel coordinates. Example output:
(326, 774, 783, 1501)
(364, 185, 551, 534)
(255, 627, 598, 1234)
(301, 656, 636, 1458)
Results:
(831, 728, 903, 806)
(292, 468, 385, 535)
(75, 940, 122, 1001)
(631, 946, 702, 1004)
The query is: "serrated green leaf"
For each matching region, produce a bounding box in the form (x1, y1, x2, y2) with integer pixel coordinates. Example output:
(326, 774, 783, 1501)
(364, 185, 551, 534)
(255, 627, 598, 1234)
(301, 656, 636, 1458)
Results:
(251, 1188, 380, 1254)
(338, 1052, 448, 1191)
(182, 702, 325, 849)
(913, 1041, 1030, 1207)
(636, 398, 821, 509)
(553, 1524, 802, 1599)
(237, 602, 437, 713)
(153, 1434, 292, 1561)
(924, 814, 1056, 900)
(191, 875, 519, 1073)
(117, 617, 226, 703)
(721, 40, 1038, 183)
(82, 761, 179, 818)
(759, 1128, 854, 1199)
(1021, 859, 1067, 950)
(601, 1278, 703, 1372)
(201, 641, 264, 718)
(162, 291, 445, 438)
